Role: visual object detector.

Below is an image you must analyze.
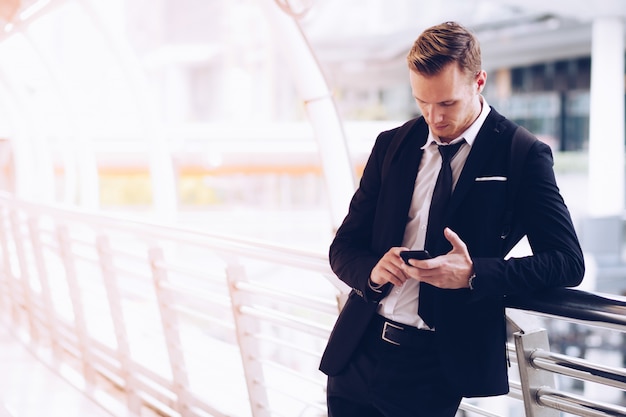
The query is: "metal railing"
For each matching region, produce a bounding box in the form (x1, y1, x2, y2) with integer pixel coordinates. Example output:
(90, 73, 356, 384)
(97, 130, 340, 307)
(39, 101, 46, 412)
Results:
(0, 193, 624, 417)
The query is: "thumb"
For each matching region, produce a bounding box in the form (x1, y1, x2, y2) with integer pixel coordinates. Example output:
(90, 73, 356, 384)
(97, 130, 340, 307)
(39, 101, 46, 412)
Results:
(444, 227, 467, 253)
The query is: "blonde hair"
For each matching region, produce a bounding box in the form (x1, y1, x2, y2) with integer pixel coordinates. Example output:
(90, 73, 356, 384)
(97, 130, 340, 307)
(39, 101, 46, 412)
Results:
(407, 21, 481, 77)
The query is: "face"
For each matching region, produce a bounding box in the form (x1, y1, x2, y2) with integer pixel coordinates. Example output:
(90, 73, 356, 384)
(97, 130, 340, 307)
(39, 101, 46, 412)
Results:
(409, 63, 486, 142)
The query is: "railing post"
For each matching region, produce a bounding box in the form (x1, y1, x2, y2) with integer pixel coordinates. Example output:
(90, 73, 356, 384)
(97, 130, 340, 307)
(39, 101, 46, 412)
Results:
(9, 208, 38, 341)
(0, 206, 19, 322)
(56, 224, 97, 386)
(97, 235, 141, 414)
(225, 261, 271, 417)
(514, 329, 559, 417)
(27, 216, 62, 359)
(149, 246, 191, 416)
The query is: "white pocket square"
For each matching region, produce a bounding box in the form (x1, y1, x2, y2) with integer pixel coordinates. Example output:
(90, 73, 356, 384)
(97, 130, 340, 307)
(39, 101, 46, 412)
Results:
(475, 176, 507, 182)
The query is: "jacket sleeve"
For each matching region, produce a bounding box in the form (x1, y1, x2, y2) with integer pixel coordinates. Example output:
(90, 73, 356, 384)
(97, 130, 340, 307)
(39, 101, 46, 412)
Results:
(328, 132, 394, 303)
(471, 140, 585, 298)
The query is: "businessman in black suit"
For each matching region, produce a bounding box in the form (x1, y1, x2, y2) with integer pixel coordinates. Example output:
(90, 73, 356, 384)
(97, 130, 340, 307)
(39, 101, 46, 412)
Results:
(320, 21, 585, 417)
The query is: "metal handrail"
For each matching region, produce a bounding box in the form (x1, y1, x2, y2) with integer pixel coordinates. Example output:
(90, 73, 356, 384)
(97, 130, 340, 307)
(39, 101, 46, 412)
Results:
(537, 387, 626, 417)
(505, 288, 626, 330)
(530, 349, 626, 390)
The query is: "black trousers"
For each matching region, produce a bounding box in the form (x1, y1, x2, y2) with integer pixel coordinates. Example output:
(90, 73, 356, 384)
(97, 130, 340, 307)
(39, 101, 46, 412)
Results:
(326, 316, 462, 417)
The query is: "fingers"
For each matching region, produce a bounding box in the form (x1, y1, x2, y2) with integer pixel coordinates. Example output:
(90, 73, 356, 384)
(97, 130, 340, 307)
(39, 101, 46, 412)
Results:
(444, 227, 469, 255)
(371, 237, 473, 290)
(401, 230, 474, 289)
(371, 247, 410, 287)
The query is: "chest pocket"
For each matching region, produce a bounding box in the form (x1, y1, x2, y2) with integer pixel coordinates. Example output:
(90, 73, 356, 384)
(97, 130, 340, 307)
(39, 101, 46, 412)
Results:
(469, 176, 508, 232)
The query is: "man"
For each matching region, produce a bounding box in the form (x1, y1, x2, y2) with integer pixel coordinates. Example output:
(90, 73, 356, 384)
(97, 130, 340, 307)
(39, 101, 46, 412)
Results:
(319, 21, 584, 417)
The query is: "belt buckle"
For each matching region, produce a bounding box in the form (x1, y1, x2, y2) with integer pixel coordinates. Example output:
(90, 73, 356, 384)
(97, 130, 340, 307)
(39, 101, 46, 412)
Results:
(381, 321, 403, 346)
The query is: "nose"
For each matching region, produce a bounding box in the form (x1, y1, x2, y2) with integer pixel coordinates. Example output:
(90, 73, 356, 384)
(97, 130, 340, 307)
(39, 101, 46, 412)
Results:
(424, 105, 443, 124)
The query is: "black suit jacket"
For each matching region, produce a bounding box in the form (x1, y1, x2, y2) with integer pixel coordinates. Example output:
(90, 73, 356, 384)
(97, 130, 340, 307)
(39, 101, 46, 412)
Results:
(319, 108, 585, 397)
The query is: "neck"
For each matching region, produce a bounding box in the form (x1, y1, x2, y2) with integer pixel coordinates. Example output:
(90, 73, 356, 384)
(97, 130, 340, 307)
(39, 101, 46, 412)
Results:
(470, 95, 483, 125)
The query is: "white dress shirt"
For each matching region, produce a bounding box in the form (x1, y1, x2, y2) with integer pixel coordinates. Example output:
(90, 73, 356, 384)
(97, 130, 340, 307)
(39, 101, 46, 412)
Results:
(377, 97, 491, 329)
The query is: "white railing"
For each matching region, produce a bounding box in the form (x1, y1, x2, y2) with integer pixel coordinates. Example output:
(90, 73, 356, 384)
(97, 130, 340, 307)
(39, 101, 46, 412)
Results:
(0, 193, 624, 417)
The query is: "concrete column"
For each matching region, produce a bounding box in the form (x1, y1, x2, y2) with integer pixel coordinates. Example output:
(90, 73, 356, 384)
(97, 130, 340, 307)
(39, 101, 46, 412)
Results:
(588, 17, 625, 217)
(580, 17, 625, 270)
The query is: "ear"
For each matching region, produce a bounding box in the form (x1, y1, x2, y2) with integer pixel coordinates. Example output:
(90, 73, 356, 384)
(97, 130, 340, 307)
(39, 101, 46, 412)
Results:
(476, 70, 487, 93)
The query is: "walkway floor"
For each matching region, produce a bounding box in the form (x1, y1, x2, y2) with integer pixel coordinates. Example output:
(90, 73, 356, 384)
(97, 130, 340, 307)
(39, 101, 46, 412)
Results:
(0, 326, 116, 417)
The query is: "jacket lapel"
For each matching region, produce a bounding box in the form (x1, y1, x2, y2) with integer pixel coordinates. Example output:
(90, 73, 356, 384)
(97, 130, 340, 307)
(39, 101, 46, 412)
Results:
(375, 119, 428, 249)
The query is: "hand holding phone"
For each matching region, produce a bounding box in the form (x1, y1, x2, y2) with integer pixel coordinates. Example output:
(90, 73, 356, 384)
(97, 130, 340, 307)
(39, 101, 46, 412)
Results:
(400, 250, 431, 265)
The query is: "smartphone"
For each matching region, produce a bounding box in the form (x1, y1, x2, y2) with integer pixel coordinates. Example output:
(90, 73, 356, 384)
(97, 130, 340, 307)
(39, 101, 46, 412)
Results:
(400, 250, 432, 265)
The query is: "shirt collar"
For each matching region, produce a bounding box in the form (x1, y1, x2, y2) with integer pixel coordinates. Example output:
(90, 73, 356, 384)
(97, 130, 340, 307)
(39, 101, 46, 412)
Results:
(422, 96, 491, 149)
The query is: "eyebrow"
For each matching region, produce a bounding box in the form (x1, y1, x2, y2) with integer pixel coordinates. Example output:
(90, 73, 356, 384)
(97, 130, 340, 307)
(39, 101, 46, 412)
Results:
(414, 97, 456, 105)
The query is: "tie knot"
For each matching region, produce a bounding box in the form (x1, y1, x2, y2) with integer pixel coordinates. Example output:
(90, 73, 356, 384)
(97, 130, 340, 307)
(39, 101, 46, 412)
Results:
(437, 141, 464, 163)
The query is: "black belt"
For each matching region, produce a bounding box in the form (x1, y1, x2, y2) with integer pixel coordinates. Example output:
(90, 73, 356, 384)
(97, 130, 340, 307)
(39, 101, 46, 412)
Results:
(370, 314, 435, 348)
